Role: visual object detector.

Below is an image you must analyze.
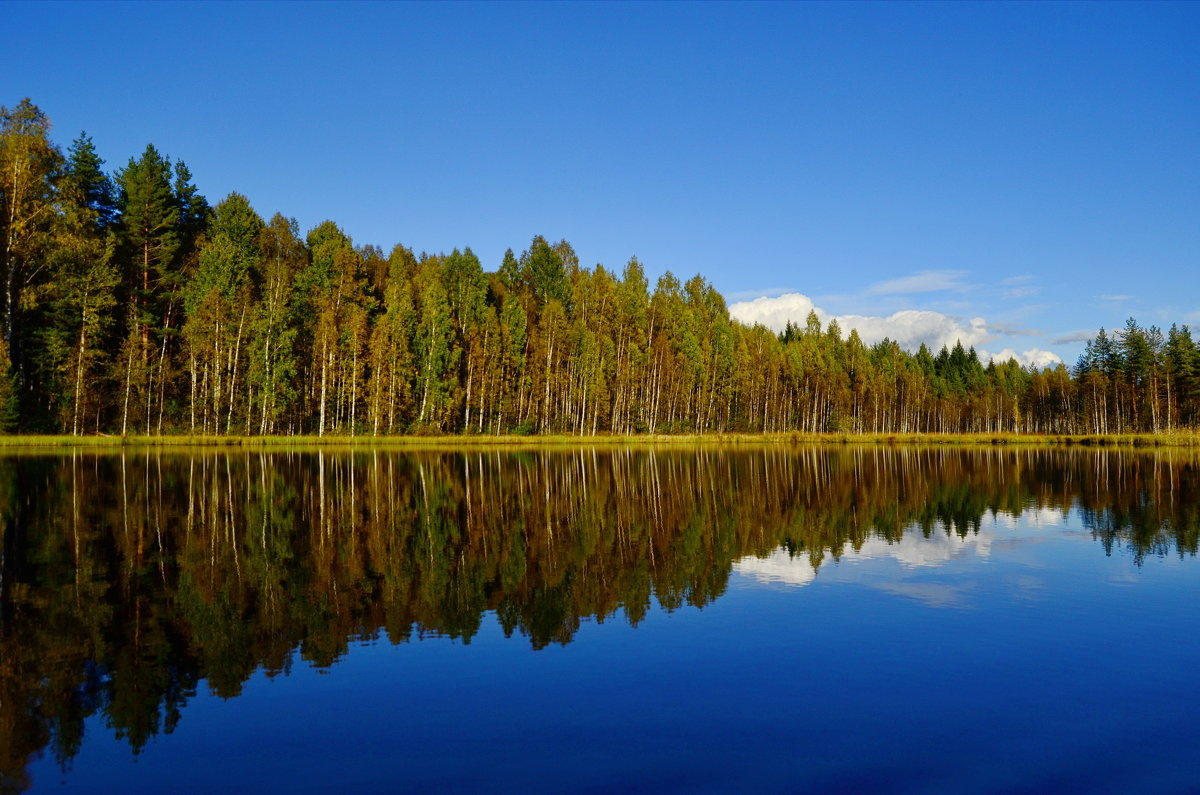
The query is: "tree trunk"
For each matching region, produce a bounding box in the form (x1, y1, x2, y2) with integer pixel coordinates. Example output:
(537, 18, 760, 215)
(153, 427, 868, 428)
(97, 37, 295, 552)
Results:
(72, 321, 87, 437)
(226, 304, 246, 434)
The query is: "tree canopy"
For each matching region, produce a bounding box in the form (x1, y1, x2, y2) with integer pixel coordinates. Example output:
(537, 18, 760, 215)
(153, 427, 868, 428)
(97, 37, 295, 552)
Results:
(2, 98, 1198, 437)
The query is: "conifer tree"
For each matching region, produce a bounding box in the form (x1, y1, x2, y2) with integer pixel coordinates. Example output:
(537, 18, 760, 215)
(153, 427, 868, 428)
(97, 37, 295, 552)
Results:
(41, 134, 119, 434)
(115, 145, 179, 433)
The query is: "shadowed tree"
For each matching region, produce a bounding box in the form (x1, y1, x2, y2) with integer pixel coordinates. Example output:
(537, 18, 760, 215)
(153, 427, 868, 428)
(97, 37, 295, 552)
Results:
(114, 145, 178, 434)
(248, 214, 307, 434)
(183, 192, 264, 434)
(413, 257, 458, 431)
(0, 99, 63, 417)
(38, 133, 119, 434)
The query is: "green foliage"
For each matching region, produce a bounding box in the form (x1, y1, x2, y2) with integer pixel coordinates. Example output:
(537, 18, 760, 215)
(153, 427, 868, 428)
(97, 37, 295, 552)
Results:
(414, 265, 459, 430)
(0, 341, 18, 432)
(64, 132, 116, 230)
(5, 97, 1200, 438)
(1, 98, 64, 416)
(173, 160, 209, 253)
(117, 144, 179, 284)
(498, 247, 520, 292)
(187, 192, 262, 311)
(521, 235, 570, 306)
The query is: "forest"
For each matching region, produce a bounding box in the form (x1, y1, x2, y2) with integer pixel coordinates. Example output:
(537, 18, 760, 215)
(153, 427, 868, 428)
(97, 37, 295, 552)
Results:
(3, 98, 1199, 438)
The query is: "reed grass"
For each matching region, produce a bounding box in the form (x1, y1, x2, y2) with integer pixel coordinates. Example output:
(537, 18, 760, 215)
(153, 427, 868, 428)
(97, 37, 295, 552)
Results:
(1, 430, 1198, 448)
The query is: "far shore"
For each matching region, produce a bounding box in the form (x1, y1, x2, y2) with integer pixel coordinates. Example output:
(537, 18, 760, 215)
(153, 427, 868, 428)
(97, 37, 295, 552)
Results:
(1, 431, 1198, 449)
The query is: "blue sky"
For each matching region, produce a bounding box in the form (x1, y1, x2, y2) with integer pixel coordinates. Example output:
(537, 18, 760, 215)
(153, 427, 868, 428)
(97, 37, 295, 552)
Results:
(5, 1, 1197, 366)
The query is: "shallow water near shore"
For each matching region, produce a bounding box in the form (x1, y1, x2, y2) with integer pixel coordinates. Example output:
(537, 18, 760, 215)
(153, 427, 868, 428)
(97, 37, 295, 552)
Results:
(5, 447, 1199, 792)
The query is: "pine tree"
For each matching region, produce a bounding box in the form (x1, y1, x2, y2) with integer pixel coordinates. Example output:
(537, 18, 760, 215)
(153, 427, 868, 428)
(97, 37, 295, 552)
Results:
(41, 133, 120, 434)
(115, 145, 179, 433)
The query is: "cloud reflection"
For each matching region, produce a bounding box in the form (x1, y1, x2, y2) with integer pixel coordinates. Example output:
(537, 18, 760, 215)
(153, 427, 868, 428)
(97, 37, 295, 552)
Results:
(735, 509, 1068, 602)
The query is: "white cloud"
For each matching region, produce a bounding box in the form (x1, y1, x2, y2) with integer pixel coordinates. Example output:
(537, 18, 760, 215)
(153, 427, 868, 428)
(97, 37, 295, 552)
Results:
(870, 582, 973, 609)
(987, 323, 1040, 337)
(737, 510, 1068, 604)
(866, 269, 969, 296)
(728, 292, 818, 331)
(1053, 330, 1098, 344)
(989, 507, 1068, 532)
(977, 348, 1063, 369)
(835, 310, 990, 351)
(999, 275, 1039, 299)
(727, 292, 1063, 367)
(1099, 294, 1133, 302)
(736, 523, 996, 598)
(852, 530, 993, 567)
(734, 550, 818, 588)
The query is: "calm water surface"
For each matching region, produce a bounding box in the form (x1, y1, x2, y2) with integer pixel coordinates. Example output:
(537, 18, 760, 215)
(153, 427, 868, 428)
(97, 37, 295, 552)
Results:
(3, 446, 1199, 793)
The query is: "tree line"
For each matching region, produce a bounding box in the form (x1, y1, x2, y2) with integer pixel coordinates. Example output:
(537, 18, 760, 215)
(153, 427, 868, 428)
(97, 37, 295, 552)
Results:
(3, 98, 1199, 437)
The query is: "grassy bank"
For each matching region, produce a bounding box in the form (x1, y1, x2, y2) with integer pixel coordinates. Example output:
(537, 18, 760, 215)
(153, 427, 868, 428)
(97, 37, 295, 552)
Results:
(1, 431, 1198, 449)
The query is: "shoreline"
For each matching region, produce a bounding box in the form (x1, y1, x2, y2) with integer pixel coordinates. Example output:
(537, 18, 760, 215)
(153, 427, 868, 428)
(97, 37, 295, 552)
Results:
(0, 431, 1197, 449)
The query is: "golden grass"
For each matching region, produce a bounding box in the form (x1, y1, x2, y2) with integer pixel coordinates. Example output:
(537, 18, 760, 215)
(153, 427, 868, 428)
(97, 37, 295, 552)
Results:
(1, 430, 1198, 448)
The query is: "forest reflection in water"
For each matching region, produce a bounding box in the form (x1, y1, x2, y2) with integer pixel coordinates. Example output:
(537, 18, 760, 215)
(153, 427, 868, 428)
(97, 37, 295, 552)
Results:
(2, 445, 1199, 789)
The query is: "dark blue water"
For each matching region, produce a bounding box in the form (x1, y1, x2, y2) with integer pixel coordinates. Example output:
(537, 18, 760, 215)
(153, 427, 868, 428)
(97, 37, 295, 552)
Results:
(7, 448, 1200, 792)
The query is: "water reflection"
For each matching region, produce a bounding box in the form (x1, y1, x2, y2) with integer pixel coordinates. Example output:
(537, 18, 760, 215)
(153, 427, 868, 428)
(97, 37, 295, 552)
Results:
(1, 445, 1198, 789)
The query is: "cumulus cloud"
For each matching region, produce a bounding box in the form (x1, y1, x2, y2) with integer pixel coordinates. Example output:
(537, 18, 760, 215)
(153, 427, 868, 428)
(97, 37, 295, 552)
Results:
(727, 293, 818, 331)
(851, 529, 993, 567)
(728, 292, 1063, 368)
(834, 310, 991, 352)
(1007, 507, 1068, 528)
(737, 510, 1068, 603)
(976, 348, 1063, 370)
(736, 521, 999, 598)
(866, 269, 969, 296)
(734, 550, 818, 588)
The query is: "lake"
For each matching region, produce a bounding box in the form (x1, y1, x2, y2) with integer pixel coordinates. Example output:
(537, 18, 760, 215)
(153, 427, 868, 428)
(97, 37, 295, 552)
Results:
(3, 446, 1199, 792)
